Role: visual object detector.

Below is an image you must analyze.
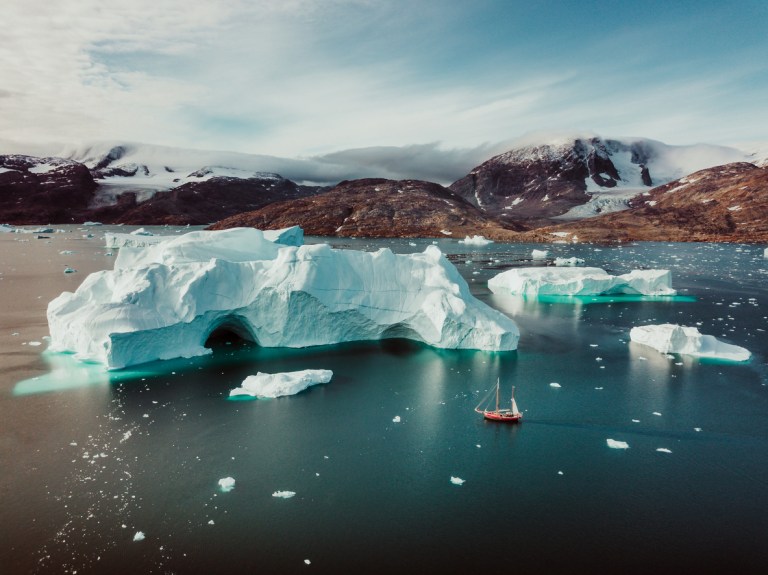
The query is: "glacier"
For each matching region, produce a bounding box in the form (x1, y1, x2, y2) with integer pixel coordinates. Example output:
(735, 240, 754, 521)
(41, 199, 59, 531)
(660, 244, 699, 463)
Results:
(47, 228, 518, 369)
(630, 324, 751, 361)
(230, 369, 333, 398)
(488, 267, 676, 296)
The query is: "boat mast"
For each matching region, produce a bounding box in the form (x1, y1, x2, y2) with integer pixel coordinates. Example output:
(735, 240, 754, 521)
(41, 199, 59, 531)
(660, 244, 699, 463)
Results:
(495, 378, 500, 412)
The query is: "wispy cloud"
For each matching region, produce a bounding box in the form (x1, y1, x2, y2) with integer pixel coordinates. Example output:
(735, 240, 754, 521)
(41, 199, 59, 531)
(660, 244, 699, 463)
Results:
(1, 0, 766, 163)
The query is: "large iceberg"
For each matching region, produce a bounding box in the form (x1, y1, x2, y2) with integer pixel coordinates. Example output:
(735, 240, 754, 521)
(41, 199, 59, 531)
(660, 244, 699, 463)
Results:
(48, 228, 518, 369)
(230, 369, 333, 398)
(630, 324, 751, 361)
(488, 267, 676, 296)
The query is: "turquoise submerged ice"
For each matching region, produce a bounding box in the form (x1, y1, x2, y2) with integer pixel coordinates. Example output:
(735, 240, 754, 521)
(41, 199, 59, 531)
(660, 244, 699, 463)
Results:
(47, 228, 519, 369)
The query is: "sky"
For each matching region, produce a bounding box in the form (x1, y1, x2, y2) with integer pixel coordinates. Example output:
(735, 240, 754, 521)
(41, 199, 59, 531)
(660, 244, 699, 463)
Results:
(2, 0, 767, 163)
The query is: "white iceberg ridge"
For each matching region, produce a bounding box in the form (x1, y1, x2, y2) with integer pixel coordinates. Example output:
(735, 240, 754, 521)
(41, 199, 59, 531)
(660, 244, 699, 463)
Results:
(230, 369, 333, 398)
(488, 267, 676, 296)
(48, 228, 518, 369)
(630, 324, 751, 361)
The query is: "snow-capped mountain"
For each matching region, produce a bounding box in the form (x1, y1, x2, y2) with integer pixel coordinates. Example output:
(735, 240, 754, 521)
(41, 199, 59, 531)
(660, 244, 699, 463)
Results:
(449, 135, 750, 223)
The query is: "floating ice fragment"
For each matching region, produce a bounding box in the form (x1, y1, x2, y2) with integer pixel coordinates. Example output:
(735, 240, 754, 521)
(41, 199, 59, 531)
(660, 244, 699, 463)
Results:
(133, 531, 145, 542)
(28, 341, 42, 346)
(230, 370, 333, 399)
(450, 476, 466, 485)
(459, 235, 491, 246)
(392, 416, 401, 423)
(652, 412, 662, 416)
(218, 477, 236, 492)
(630, 324, 751, 362)
(656, 448, 672, 453)
(549, 382, 561, 388)
(632, 419, 640, 423)
(557, 471, 564, 475)
(531, 249, 548, 260)
(272, 491, 296, 498)
(63, 267, 77, 274)
(304, 559, 311, 565)
(553, 257, 585, 267)
(489, 267, 676, 296)
(606, 439, 630, 449)
(208, 520, 215, 525)
(694, 427, 702, 432)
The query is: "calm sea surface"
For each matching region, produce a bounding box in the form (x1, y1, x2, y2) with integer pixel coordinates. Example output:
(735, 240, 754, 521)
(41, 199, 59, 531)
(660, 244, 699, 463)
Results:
(1, 227, 767, 574)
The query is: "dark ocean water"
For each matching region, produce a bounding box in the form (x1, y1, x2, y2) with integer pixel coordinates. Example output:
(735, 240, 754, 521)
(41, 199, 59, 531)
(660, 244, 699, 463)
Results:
(2, 229, 767, 574)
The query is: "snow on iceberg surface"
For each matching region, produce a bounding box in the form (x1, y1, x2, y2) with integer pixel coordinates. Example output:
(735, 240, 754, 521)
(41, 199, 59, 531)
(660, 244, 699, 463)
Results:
(630, 324, 751, 362)
(488, 267, 675, 296)
(230, 369, 333, 398)
(47, 228, 518, 369)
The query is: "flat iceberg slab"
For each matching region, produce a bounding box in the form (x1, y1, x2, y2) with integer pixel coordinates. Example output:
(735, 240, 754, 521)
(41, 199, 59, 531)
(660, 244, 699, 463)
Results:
(488, 267, 676, 296)
(48, 228, 518, 369)
(630, 324, 751, 361)
(230, 369, 333, 398)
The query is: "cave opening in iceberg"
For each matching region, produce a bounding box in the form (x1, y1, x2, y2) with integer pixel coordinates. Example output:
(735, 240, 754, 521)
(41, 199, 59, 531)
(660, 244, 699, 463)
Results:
(204, 316, 259, 350)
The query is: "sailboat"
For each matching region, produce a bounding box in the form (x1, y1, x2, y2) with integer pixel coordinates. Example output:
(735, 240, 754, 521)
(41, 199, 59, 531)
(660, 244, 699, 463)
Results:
(475, 378, 522, 423)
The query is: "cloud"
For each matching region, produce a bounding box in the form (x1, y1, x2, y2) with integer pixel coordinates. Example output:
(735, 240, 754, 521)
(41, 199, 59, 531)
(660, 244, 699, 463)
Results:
(1, 0, 766, 155)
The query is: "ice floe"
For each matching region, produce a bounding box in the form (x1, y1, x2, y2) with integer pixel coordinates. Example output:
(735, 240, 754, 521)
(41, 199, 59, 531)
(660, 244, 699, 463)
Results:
(218, 477, 236, 492)
(229, 369, 333, 399)
(630, 324, 751, 361)
(133, 531, 145, 542)
(553, 257, 585, 267)
(459, 235, 493, 246)
(488, 267, 676, 296)
(450, 476, 466, 485)
(606, 439, 629, 449)
(272, 491, 296, 498)
(531, 249, 548, 260)
(48, 228, 518, 369)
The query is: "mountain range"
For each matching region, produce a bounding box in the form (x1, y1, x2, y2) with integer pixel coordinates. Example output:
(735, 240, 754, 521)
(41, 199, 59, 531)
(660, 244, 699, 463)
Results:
(1, 135, 766, 241)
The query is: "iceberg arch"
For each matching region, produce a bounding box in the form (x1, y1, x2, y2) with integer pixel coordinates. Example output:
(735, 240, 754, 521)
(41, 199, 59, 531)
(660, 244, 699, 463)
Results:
(48, 228, 518, 369)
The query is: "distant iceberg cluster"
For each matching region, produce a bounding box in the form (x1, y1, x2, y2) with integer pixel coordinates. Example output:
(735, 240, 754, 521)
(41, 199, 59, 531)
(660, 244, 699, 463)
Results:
(630, 324, 751, 362)
(47, 227, 518, 369)
(488, 267, 676, 296)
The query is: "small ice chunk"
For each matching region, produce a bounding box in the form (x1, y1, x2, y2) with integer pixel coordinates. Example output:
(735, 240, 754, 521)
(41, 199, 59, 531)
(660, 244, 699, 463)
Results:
(694, 427, 702, 432)
(553, 257, 585, 267)
(656, 448, 672, 453)
(218, 477, 236, 492)
(606, 439, 630, 449)
(208, 519, 215, 525)
(531, 249, 548, 260)
(557, 471, 564, 475)
(304, 559, 311, 565)
(652, 412, 662, 416)
(459, 235, 492, 246)
(272, 491, 296, 498)
(133, 531, 145, 542)
(392, 415, 401, 423)
(450, 476, 466, 485)
(28, 341, 42, 346)
(63, 267, 77, 274)
(230, 369, 333, 398)
(549, 382, 561, 388)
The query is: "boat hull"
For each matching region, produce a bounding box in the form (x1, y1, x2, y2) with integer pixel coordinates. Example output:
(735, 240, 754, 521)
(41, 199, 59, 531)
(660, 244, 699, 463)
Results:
(481, 410, 522, 423)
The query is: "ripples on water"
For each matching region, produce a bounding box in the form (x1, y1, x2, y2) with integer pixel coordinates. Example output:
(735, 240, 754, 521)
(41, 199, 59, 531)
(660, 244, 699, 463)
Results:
(2, 229, 767, 574)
